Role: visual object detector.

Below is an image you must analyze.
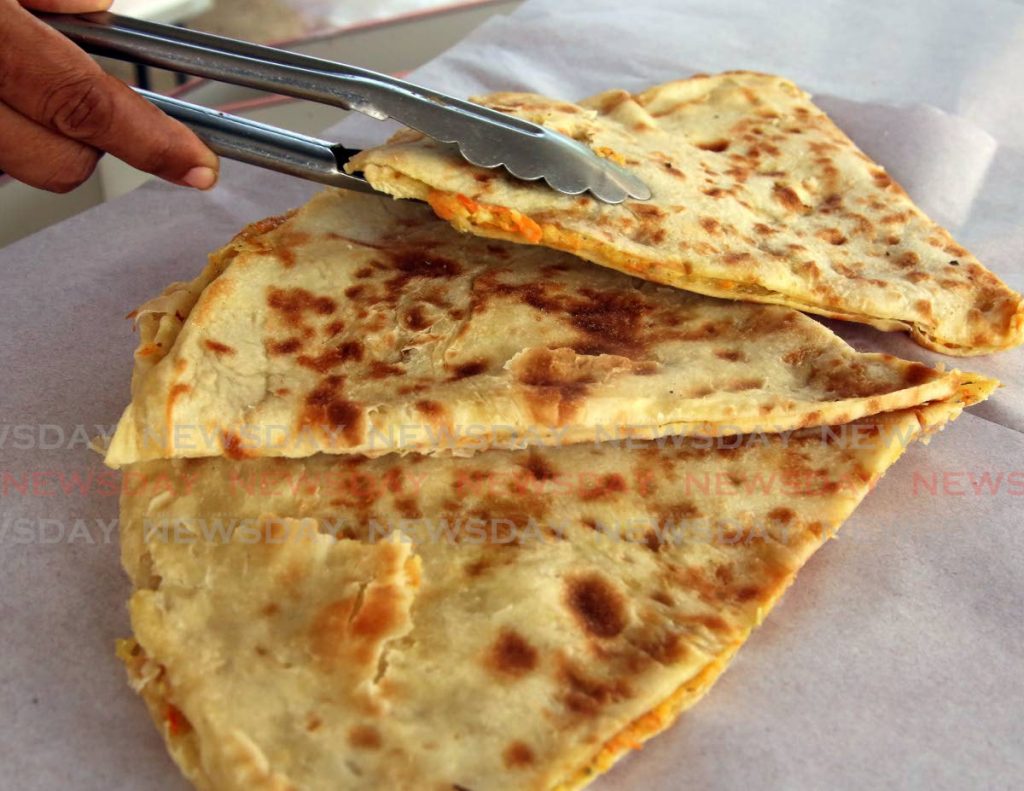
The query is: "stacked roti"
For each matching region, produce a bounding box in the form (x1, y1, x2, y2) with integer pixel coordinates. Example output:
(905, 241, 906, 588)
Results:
(106, 76, 1008, 791)
(108, 190, 971, 467)
(348, 71, 1024, 356)
(119, 389, 990, 791)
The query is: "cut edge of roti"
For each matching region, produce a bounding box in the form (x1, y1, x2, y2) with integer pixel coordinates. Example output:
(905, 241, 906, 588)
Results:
(104, 190, 986, 467)
(348, 72, 1024, 357)
(112, 375, 995, 791)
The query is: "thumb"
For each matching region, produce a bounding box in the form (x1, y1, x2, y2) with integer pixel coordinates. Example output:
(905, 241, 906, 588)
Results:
(19, 1, 114, 12)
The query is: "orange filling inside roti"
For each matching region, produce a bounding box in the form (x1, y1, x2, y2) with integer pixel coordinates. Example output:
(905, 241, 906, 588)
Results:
(428, 190, 543, 244)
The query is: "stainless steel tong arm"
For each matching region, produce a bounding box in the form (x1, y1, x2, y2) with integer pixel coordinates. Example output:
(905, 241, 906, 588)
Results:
(38, 12, 652, 202)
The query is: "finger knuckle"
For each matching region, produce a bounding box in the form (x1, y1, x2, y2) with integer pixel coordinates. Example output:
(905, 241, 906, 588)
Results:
(38, 146, 100, 193)
(42, 75, 114, 141)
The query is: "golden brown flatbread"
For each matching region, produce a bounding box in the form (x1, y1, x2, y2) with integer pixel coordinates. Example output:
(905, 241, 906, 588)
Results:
(348, 72, 1024, 356)
(116, 377, 993, 791)
(105, 189, 971, 467)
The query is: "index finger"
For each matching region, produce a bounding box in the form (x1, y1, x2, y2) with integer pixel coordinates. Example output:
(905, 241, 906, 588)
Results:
(0, 2, 218, 187)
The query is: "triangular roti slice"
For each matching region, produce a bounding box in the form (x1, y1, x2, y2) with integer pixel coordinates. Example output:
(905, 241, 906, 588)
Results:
(107, 189, 969, 466)
(117, 378, 993, 791)
(348, 72, 1024, 356)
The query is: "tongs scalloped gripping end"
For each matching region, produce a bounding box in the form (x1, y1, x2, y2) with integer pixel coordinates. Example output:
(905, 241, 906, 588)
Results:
(39, 10, 652, 205)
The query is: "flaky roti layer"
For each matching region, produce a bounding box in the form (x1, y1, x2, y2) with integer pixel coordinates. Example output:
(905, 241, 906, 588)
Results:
(106, 189, 970, 466)
(349, 72, 1024, 356)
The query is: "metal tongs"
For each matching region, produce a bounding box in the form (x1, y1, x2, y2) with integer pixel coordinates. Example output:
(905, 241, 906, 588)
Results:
(38, 12, 650, 204)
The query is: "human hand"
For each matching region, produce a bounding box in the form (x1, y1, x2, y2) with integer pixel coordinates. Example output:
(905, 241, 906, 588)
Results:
(0, 0, 219, 192)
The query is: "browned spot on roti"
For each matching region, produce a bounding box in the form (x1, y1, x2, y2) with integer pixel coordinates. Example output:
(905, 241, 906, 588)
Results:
(508, 347, 651, 427)
(309, 600, 354, 664)
(636, 630, 687, 664)
(727, 377, 764, 391)
(483, 278, 654, 358)
(369, 361, 405, 378)
(323, 400, 364, 444)
(722, 251, 754, 266)
(734, 584, 763, 603)
(662, 161, 687, 178)
(630, 203, 665, 219)
(683, 612, 729, 632)
(350, 587, 400, 641)
(816, 228, 846, 245)
(391, 250, 462, 279)
(811, 361, 904, 399)
(267, 337, 302, 355)
(220, 431, 252, 460)
(520, 450, 557, 481)
(267, 287, 336, 325)
(559, 661, 631, 716)
(488, 629, 538, 678)
(302, 377, 365, 446)
(465, 557, 489, 577)
(296, 340, 364, 372)
(630, 224, 667, 245)
(715, 349, 744, 362)
(772, 183, 806, 212)
(580, 473, 627, 501)
(567, 288, 651, 356)
(503, 741, 535, 769)
(203, 339, 234, 355)
(697, 139, 730, 152)
(800, 409, 823, 427)
(415, 400, 446, 421)
(267, 229, 311, 268)
(566, 574, 627, 638)
(394, 496, 421, 519)
(450, 359, 488, 379)
(895, 251, 920, 269)
(660, 501, 700, 525)
(167, 383, 190, 415)
(348, 725, 382, 750)
(699, 216, 721, 235)
(671, 565, 721, 604)
(405, 304, 431, 331)
(904, 362, 936, 386)
(676, 320, 724, 341)
(354, 266, 374, 279)
(651, 590, 674, 606)
(768, 507, 795, 523)
(382, 468, 404, 494)
(782, 347, 812, 366)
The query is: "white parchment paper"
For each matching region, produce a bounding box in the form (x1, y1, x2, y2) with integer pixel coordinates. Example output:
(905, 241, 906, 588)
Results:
(1, 1, 1021, 789)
